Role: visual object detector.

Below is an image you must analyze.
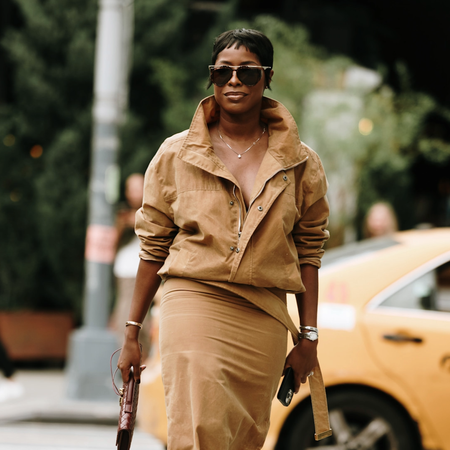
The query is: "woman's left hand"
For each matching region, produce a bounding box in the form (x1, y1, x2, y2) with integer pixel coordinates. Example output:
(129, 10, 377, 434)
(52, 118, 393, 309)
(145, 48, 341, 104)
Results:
(284, 338, 318, 393)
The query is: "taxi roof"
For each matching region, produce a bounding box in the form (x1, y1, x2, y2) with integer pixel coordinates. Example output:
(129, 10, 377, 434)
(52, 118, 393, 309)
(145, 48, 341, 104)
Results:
(318, 228, 450, 308)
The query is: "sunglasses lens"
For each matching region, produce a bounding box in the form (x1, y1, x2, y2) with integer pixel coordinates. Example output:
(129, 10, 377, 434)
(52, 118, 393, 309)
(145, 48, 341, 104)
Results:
(210, 66, 263, 86)
(211, 68, 233, 87)
(237, 67, 262, 86)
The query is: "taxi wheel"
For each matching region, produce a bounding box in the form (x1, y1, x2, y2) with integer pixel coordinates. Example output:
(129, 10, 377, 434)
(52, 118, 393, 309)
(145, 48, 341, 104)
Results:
(279, 390, 420, 450)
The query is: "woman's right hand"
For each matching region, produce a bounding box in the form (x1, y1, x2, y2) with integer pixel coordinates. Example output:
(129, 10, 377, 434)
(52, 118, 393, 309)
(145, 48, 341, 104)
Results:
(117, 330, 143, 384)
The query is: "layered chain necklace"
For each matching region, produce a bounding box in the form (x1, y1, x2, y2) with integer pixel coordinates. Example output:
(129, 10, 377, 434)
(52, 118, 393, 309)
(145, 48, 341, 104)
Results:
(218, 126, 266, 159)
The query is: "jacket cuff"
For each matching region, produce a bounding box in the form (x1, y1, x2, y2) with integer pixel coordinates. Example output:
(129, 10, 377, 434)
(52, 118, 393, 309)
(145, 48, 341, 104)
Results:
(297, 255, 323, 268)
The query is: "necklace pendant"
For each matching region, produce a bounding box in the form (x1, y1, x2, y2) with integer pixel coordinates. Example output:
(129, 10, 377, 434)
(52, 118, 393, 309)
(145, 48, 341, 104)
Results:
(218, 126, 265, 161)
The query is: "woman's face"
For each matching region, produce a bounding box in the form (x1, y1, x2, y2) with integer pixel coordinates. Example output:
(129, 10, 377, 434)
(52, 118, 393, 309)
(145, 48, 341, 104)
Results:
(125, 173, 144, 209)
(213, 44, 272, 119)
(366, 204, 395, 237)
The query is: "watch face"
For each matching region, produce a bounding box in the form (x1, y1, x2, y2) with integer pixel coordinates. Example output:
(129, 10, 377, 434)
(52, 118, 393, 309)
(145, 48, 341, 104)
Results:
(308, 331, 318, 341)
(300, 331, 318, 341)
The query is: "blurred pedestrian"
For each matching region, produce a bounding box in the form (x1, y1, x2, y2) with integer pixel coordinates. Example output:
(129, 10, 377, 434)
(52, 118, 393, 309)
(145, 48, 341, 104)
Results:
(115, 173, 146, 248)
(0, 338, 23, 402)
(110, 173, 154, 357)
(363, 201, 398, 238)
(118, 28, 330, 449)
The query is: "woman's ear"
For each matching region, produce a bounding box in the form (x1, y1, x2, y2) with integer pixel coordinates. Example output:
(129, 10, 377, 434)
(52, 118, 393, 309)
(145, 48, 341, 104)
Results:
(265, 69, 274, 89)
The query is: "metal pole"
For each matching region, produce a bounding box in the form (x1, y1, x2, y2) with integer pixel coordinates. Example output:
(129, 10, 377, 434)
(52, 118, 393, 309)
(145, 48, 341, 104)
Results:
(66, 0, 134, 400)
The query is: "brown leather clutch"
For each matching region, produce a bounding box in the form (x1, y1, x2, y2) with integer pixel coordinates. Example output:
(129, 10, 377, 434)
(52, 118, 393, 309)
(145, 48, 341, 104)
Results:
(111, 348, 143, 450)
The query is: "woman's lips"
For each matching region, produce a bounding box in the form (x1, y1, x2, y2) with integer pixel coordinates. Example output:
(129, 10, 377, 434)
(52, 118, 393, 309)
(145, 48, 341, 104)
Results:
(224, 92, 247, 101)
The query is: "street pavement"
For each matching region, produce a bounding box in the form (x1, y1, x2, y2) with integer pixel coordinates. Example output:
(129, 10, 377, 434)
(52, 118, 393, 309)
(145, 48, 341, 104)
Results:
(0, 370, 164, 450)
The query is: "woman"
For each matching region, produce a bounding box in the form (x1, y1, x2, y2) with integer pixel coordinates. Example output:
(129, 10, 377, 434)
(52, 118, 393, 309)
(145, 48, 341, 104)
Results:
(363, 201, 398, 238)
(118, 28, 330, 449)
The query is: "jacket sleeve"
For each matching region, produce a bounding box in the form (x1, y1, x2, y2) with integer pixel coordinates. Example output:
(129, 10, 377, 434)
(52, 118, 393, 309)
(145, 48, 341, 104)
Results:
(293, 151, 330, 268)
(135, 148, 178, 263)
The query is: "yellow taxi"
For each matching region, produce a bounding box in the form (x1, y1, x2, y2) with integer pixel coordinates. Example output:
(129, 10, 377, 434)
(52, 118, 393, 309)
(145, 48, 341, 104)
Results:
(138, 228, 450, 450)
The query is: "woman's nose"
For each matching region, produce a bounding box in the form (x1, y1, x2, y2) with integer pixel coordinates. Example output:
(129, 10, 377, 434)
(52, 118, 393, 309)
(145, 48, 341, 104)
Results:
(228, 69, 241, 85)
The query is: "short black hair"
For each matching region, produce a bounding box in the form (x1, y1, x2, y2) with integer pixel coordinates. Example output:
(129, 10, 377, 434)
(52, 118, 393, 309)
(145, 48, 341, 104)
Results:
(208, 28, 273, 89)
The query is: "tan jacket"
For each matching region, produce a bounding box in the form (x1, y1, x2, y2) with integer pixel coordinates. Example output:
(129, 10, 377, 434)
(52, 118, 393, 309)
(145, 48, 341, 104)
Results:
(136, 95, 329, 293)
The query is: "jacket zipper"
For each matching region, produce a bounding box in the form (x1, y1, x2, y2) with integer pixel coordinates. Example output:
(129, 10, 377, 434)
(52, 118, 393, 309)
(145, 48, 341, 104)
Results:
(232, 185, 243, 247)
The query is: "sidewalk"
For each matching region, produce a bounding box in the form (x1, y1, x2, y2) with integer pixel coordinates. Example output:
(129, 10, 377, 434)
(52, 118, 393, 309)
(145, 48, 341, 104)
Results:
(0, 370, 164, 449)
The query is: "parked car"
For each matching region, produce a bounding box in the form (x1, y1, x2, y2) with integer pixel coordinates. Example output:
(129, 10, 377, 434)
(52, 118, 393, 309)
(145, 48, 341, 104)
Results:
(138, 228, 450, 450)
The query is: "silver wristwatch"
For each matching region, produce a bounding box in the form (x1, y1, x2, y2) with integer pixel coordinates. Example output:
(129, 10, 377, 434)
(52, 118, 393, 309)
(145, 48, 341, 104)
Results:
(299, 330, 319, 341)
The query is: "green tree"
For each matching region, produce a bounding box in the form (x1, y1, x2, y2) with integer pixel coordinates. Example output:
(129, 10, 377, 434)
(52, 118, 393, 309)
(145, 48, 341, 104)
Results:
(1, 2, 448, 316)
(0, 0, 97, 314)
(0, 0, 231, 316)
(227, 16, 450, 241)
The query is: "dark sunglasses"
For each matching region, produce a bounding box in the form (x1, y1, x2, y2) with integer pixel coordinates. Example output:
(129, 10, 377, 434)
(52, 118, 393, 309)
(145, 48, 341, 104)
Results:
(208, 65, 271, 87)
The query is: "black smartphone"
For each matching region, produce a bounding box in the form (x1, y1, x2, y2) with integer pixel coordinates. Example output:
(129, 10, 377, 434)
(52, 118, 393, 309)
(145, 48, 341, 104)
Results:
(277, 367, 296, 406)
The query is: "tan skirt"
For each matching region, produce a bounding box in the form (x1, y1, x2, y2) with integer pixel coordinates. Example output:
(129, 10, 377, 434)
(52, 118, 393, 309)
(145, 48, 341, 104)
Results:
(160, 278, 287, 450)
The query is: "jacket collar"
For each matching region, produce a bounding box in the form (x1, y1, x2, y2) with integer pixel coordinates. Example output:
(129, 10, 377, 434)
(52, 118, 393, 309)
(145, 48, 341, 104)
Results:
(178, 95, 308, 177)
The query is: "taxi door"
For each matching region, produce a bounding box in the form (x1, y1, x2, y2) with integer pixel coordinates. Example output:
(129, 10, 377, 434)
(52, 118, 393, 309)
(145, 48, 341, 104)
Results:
(361, 264, 450, 450)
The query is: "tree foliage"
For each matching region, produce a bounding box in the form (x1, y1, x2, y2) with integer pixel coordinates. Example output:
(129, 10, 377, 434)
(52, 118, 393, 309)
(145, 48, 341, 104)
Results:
(231, 16, 450, 240)
(0, 0, 228, 314)
(0, 0, 97, 313)
(1, 2, 449, 313)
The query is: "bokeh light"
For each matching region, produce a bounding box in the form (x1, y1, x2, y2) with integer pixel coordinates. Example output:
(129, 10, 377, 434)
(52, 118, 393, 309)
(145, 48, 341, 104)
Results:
(30, 145, 43, 158)
(3, 134, 15, 146)
(10, 191, 21, 202)
(358, 118, 373, 135)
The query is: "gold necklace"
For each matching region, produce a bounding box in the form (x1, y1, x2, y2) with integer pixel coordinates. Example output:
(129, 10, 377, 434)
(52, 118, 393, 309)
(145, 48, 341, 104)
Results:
(218, 126, 266, 159)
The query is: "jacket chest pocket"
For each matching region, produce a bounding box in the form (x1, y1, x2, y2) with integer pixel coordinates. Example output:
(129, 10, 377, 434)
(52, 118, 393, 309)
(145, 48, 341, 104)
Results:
(272, 191, 299, 235)
(175, 166, 225, 194)
(257, 171, 300, 234)
(172, 185, 234, 237)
